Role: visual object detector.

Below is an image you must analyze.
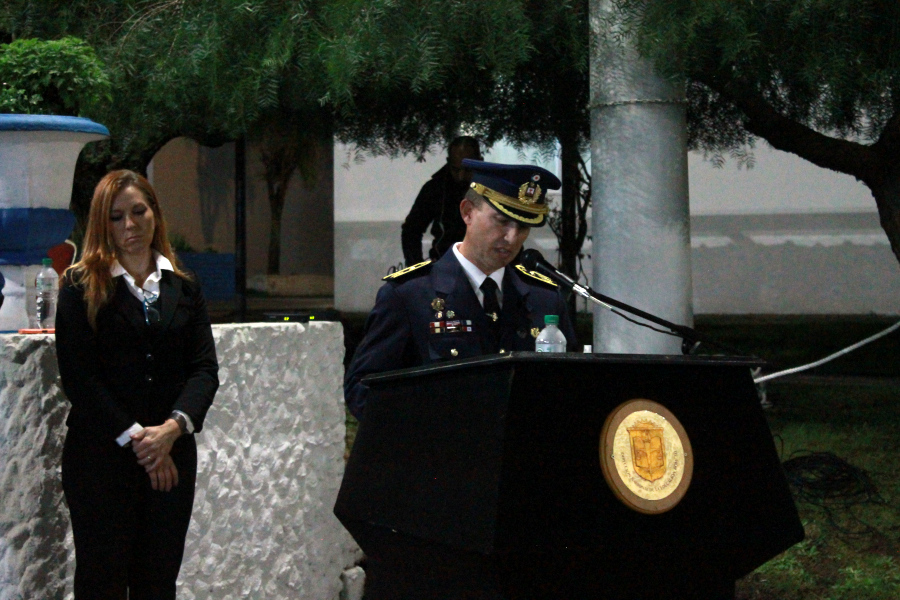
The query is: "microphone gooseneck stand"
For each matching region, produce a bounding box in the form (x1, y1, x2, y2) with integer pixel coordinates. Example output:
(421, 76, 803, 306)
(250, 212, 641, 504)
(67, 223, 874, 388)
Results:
(520, 249, 746, 356)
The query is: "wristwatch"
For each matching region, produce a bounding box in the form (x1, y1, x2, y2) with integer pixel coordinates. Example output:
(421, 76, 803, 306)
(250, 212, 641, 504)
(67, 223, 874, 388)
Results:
(169, 411, 188, 435)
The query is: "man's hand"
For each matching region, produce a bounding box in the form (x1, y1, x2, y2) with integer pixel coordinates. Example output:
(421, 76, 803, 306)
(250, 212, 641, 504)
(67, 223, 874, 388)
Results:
(131, 419, 181, 472)
(148, 454, 179, 492)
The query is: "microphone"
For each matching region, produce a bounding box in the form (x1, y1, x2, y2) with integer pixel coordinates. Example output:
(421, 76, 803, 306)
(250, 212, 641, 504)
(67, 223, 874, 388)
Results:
(518, 249, 745, 356)
(520, 249, 598, 304)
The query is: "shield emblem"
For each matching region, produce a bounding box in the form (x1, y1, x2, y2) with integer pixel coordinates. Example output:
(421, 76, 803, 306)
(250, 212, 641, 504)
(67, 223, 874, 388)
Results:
(628, 420, 667, 482)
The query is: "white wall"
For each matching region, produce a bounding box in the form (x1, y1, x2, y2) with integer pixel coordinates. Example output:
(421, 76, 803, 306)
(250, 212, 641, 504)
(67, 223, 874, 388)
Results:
(688, 144, 873, 215)
(334, 141, 898, 315)
(334, 141, 876, 222)
(139, 135, 897, 314)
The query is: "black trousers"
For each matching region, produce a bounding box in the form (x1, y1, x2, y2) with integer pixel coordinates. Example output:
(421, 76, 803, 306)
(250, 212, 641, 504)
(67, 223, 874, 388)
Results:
(62, 431, 196, 600)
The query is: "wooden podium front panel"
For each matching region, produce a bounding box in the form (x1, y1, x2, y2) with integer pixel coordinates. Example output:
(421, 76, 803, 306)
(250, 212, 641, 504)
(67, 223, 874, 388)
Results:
(495, 359, 803, 581)
(335, 354, 803, 590)
(337, 361, 514, 554)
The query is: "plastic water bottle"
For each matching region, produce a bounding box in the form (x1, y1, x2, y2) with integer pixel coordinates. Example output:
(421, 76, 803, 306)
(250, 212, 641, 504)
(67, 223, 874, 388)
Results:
(535, 314, 566, 353)
(33, 258, 59, 329)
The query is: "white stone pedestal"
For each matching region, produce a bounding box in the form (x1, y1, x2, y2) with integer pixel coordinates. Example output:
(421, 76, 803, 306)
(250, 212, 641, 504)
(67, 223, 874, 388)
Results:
(0, 322, 361, 600)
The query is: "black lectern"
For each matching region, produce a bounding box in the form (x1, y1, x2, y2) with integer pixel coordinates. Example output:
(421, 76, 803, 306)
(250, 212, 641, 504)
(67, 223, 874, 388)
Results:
(335, 353, 804, 599)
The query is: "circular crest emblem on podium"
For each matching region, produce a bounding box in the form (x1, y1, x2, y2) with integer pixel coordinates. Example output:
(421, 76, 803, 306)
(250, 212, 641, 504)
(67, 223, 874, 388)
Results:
(599, 399, 693, 514)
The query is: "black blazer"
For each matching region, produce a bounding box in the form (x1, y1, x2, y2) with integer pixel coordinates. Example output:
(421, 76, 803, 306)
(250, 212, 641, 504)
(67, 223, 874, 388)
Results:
(56, 270, 219, 444)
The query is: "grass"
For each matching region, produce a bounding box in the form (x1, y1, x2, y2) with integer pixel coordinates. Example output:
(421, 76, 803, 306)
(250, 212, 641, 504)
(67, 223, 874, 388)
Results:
(737, 378, 900, 600)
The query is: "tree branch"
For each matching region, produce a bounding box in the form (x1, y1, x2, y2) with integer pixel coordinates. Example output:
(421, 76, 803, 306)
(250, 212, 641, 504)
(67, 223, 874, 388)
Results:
(699, 75, 882, 185)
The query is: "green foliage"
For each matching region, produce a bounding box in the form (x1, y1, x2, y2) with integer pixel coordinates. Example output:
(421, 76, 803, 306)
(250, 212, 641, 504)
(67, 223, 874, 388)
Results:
(611, 0, 900, 155)
(478, 0, 590, 149)
(0, 0, 596, 268)
(1, 1, 585, 164)
(67, 0, 540, 163)
(328, 0, 535, 157)
(0, 36, 110, 115)
(829, 559, 900, 600)
(328, 0, 590, 158)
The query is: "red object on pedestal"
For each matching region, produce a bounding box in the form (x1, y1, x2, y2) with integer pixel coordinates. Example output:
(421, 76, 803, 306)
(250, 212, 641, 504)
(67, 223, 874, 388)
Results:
(47, 240, 76, 275)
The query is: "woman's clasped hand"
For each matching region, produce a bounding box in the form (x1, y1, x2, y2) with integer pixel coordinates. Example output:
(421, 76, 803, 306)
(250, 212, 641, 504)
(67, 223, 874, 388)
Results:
(131, 420, 182, 491)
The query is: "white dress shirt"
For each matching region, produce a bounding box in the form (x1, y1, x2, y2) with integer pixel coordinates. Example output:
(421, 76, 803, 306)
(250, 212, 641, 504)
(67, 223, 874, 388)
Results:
(110, 251, 173, 303)
(452, 243, 504, 308)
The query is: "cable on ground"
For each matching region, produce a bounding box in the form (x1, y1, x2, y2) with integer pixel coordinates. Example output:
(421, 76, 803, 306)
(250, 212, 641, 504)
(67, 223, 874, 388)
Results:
(754, 320, 900, 384)
(781, 451, 891, 538)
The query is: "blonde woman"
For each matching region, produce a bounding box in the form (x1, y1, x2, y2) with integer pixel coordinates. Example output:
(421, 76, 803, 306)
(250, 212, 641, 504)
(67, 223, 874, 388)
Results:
(55, 170, 218, 599)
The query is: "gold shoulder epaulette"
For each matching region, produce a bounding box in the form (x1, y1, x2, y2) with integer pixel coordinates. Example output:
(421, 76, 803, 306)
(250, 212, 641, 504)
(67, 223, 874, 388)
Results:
(383, 260, 433, 281)
(514, 264, 557, 287)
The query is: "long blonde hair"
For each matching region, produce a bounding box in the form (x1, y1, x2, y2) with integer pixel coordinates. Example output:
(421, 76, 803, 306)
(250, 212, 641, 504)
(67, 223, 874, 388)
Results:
(67, 169, 189, 329)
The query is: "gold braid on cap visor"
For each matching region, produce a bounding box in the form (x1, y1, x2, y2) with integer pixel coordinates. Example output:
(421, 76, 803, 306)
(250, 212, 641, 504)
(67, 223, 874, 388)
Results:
(471, 182, 548, 225)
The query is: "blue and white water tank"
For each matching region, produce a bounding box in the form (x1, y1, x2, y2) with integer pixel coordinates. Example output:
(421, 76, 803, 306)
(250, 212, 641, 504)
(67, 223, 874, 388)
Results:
(0, 114, 109, 332)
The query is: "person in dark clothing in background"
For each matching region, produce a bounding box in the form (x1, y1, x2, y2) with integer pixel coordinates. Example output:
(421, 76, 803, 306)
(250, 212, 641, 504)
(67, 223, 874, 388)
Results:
(400, 136, 482, 266)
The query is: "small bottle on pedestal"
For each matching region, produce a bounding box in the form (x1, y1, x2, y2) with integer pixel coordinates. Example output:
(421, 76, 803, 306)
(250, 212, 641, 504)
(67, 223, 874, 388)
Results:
(31, 258, 58, 329)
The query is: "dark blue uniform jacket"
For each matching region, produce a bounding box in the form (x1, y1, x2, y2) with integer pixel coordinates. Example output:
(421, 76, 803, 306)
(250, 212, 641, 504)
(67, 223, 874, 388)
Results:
(344, 250, 576, 419)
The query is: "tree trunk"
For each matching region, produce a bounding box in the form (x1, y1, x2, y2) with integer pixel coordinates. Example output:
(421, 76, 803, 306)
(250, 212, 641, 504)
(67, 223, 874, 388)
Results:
(558, 130, 582, 318)
(264, 161, 294, 275)
(558, 130, 581, 278)
(257, 109, 329, 276)
(867, 163, 900, 267)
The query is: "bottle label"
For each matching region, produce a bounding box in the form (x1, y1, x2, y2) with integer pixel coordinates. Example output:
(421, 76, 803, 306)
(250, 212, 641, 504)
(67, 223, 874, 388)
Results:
(535, 343, 565, 353)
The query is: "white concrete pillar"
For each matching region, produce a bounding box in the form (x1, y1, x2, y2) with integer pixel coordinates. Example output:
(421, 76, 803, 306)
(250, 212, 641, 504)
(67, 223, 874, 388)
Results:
(590, 1, 693, 354)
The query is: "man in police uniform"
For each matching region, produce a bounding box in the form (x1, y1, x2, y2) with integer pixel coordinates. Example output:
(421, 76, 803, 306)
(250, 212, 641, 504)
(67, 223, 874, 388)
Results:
(344, 160, 577, 598)
(345, 158, 577, 418)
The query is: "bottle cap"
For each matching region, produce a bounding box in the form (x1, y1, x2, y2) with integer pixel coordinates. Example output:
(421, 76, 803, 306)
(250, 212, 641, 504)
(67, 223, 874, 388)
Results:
(42, 258, 52, 267)
(544, 314, 559, 325)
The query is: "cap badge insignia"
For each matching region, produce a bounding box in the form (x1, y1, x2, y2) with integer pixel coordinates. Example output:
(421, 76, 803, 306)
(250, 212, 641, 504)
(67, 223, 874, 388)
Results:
(518, 181, 542, 206)
(431, 298, 445, 311)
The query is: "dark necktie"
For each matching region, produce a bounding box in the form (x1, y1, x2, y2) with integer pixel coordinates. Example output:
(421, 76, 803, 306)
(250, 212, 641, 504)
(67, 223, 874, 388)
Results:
(480, 278, 501, 350)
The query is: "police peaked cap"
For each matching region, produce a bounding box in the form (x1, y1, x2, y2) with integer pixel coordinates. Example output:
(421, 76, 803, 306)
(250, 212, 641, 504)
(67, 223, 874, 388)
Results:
(462, 159, 561, 227)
